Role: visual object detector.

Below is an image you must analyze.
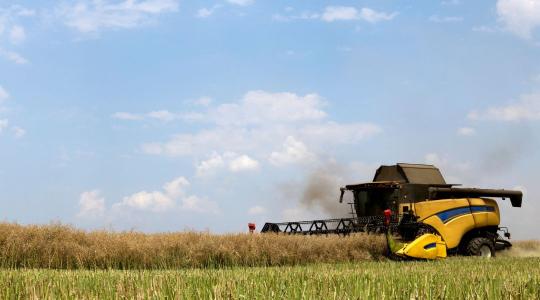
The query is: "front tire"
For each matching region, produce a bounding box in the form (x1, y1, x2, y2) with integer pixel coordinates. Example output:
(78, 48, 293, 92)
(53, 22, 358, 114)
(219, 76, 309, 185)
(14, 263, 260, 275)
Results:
(467, 237, 495, 258)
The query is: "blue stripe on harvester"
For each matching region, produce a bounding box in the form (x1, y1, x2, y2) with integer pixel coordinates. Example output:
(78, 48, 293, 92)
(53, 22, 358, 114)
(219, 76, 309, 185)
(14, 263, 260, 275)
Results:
(424, 243, 436, 250)
(437, 207, 471, 223)
(436, 205, 495, 223)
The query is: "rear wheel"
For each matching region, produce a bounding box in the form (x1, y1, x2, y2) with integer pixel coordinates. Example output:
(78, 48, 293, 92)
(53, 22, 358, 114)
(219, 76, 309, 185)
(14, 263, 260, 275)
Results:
(467, 237, 495, 258)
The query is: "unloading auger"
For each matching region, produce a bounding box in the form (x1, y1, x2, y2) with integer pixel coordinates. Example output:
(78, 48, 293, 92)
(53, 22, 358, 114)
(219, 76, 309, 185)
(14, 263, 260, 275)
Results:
(262, 163, 522, 259)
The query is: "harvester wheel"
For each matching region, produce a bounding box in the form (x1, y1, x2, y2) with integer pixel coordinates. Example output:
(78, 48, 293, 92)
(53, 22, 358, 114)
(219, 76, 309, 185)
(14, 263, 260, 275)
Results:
(466, 237, 495, 258)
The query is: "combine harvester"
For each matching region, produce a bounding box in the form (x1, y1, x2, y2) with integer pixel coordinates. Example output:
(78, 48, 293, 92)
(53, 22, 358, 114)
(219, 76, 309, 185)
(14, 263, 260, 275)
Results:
(262, 163, 522, 260)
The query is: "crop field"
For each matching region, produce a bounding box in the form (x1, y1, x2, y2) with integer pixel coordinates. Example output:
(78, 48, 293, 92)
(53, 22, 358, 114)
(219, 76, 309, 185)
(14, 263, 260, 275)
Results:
(0, 223, 539, 299)
(0, 258, 539, 299)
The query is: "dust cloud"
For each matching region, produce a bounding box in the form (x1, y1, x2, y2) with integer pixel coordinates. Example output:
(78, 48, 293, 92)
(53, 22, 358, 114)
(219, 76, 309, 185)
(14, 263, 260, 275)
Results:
(299, 164, 353, 218)
(499, 241, 540, 258)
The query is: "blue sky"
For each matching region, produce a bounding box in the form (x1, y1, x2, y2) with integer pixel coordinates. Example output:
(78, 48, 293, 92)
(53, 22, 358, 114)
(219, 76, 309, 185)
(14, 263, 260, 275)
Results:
(1, 0, 540, 238)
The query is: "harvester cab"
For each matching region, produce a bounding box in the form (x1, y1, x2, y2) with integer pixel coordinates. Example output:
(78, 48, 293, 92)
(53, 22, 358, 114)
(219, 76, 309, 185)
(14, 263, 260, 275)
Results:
(262, 163, 523, 260)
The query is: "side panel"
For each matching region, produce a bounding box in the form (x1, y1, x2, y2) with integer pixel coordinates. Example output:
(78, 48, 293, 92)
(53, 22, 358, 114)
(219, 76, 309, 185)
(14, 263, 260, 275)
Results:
(468, 198, 500, 227)
(412, 198, 500, 249)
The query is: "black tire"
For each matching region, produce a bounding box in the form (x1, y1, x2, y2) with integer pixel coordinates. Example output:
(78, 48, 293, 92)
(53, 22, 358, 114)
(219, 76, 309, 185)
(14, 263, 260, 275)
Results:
(466, 237, 495, 258)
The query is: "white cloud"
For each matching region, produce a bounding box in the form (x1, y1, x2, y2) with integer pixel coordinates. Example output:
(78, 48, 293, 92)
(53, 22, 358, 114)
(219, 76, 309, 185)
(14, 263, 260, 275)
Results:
(284, 6, 396, 23)
(9, 25, 25, 44)
(57, 0, 179, 33)
(269, 136, 316, 166)
(163, 176, 189, 198)
(196, 8, 213, 18)
(147, 110, 176, 121)
(457, 127, 476, 136)
(0, 5, 33, 63)
(113, 176, 219, 214)
(0, 85, 9, 102)
(141, 90, 381, 160)
(468, 93, 540, 121)
(210, 90, 326, 126)
(12, 126, 25, 138)
(77, 190, 105, 218)
(195, 5, 222, 18)
(196, 152, 259, 176)
(248, 205, 266, 215)
(192, 96, 212, 106)
(114, 177, 186, 212)
(429, 15, 463, 23)
(272, 12, 320, 22)
(359, 8, 398, 23)
(496, 0, 540, 39)
(229, 155, 259, 172)
(321, 6, 359, 22)
(196, 153, 225, 177)
(116, 190, 174, 212)
(0, 119, 8, 133)
(472, 25, 498, 33)
(442, 0, 461, 5)
(0, 49, 28, 64)
(112, 112, 144, 120)
(113, 110, 185, 122)
(226, 0, 254, 6)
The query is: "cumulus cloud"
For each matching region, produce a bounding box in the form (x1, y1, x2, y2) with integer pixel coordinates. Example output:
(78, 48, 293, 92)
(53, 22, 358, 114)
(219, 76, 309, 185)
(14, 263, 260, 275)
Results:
(0, 119, 8, 133)
(468, 93, 540, 121)
(196, 152, 259, 176)
(457, 127, 476, 136)
(0, 5, 35, 64)
(359, 7, 398, 23)
(229, 155, 259, 172)
(9, 25, 25, 44)
(0, 85, 9, 102)
(147, 110, 176, 121)
(196, 5, 223, 18)
(320, 6, 397, 23)
(226, 0, 254, 6)
(472, 25, 499, 33)
(0, 49, 28, 64)
(112, 112, 144, 120)
(429, 15, 463, 23)
(57, 0, 179, 33)
(196, 153, 226, 177)
(276, 6, 396, 23)
(210, 91, 326, 126)
(141, 90, 381, 160)
(196, 8, 213, 18)
(497, 0, 540, 39)
(12, 126, 25, 138)
(112, 110, 180, 121)
(442, 0, 461, 5)
(321, 6, 359, 22)
(269, 136, 316, 166)
(192, 96, 212, 106)
(116, 190, 174, 212)
(113, 177, 219, 214)
(163, 176, 189, 198)
(77, 190, 106, 218)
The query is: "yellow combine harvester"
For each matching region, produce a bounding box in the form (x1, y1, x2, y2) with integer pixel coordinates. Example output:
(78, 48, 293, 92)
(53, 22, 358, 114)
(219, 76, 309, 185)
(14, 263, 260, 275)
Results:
(262, 163, 522, 259)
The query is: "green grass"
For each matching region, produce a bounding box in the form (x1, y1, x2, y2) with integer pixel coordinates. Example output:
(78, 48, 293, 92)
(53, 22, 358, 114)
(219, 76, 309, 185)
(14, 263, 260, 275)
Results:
(1, 257, 538, 299)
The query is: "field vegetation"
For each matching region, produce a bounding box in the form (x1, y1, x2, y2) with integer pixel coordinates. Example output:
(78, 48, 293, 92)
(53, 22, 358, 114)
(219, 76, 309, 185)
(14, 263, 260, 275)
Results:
(0, 223, 386, 269)
(0, 223, 539, 298)
(0, 258, 538, 299)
